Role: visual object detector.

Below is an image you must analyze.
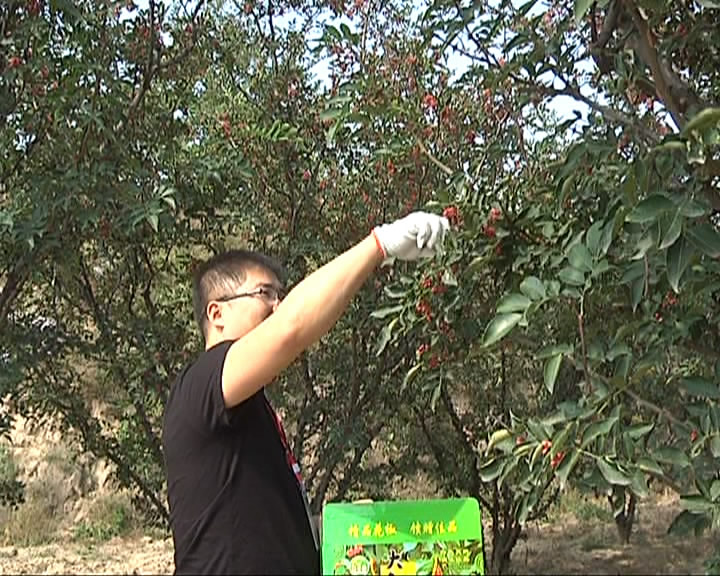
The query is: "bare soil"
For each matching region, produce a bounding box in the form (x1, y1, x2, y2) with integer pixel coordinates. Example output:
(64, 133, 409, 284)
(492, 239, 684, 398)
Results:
(0, 493, 714, 575)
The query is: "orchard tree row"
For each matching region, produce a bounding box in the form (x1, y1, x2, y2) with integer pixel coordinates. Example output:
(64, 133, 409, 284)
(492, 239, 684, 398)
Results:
(1, 0, 719, 572)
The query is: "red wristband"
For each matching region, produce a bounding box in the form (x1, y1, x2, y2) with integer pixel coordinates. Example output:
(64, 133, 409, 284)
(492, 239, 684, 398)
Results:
(371, 229, 386, 258)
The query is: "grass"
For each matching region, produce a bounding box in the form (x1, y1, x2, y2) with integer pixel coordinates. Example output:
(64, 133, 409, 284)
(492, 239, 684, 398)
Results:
(72, 492, 136, 543)
(549, 487, 613, 524)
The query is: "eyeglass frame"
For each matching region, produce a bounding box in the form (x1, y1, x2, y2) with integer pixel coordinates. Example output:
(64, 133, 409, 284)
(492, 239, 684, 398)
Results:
(213, 284, 285, 305)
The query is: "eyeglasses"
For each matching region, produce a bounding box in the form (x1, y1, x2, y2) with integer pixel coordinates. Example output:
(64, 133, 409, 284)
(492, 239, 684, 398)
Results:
(215, 285, 285, 304)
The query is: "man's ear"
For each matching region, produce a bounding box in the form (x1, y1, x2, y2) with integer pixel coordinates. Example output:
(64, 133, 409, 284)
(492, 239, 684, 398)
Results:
(206, 301, 224, 329)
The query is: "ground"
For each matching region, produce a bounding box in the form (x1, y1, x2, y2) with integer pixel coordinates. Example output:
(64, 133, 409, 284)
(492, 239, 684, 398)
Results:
(0, 491, 714, 575)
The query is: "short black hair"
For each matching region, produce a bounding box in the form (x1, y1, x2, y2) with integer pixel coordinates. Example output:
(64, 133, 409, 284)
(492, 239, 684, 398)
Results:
(192, 249, 286, 340)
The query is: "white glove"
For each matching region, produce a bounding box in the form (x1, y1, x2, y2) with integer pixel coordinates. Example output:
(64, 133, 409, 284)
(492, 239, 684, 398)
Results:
(372, 211, 450, 262)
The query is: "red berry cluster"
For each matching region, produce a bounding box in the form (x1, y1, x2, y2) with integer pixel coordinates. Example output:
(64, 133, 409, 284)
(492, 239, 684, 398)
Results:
(551, 451, 566, 469)
(443, 205, 461, 227)
(661, 291, 678, 309)
(416, 299, 432, 322)
(423, 93, 438, 110)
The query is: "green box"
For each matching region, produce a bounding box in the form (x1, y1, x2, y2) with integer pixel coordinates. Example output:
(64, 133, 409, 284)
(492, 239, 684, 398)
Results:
(321, 498, 484, 575)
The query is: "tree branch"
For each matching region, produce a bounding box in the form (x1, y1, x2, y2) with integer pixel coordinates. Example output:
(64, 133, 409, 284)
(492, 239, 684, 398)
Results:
(622, 0, 684, 128)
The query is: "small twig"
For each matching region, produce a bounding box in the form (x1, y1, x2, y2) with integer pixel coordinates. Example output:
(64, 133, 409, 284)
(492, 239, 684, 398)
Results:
(416, 138, 454, 176)
(577, 303, 591, 392)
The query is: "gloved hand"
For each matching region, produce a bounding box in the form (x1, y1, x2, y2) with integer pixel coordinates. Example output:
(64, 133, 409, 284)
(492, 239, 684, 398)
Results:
(372, 211, 450, 262)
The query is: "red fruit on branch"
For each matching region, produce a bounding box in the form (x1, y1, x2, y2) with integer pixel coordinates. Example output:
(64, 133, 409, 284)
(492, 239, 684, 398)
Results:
(442, 205, 460, 226)
(489, 207, 502, 222)
(541, 439, 552, 455)
(416, 299, 432, 322)
(8, 56, 23, 69)
(690, 429, 698, 443)
(551, 451, 565, 469)
(662, 291, 678, 309)
(483, 225, 496, 238)
(422, 277, 434, 289)
(423, 93, 438, 110)
(417, 343, 430, 357)
(432, 283, 447, 295)
(516, 436, 526, 445)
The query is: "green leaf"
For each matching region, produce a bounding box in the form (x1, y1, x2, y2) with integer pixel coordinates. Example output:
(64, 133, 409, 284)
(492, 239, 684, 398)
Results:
(544, 354, 562, 395)
(680, 494, 716, 513)
(558, 266, 586, 286)
(597, 458, 632, 486)
(586, 221, 603, 257)
(479, 458, 504, 482)
(626, 423, 654, 439)
(680, 377, 720, 399)
(680, 199, 709, 218)
(536, 343, 573, 359)
(582, 416, 618, 447)
(488, 429, 512, 452)
(574, 0, 593, 23)
(375, 318, 398, 356)
(666, 236, 692, 293)
(630, 276, 644, 312)
(369, 305, 403, 320)
(636, 457, 664, 476)
(626, 195, 674, 223)
(401, 363, 422, 392)
(686, 223, 720, 258)
(631, 470, 650, 498)
(710, 436, 720, 458)
(496, 293, 532, 314)
(599, 219, 615, 256)
(710, 480, 720, 502)
(482, 313, 523, 347)
(667, 510, 710, 536)
(681, 107, 720, 136)
(147, 213, 159, 233)
(659, 208, 683, 250)
(520, 276, 545, 300)
(568, 243, 593, 272)
(654, 447, 691, 468)
(555, 449, 581, 485)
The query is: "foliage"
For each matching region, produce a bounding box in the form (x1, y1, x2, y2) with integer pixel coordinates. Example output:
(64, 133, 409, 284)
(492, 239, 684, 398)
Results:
(72, 492, 135, 543)
(0, 444, 24, 509)
(1, 0, 719, 573)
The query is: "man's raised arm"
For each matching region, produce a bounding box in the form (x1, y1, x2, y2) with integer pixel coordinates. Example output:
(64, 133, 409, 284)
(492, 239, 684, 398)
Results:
(221, 212, 449, 408)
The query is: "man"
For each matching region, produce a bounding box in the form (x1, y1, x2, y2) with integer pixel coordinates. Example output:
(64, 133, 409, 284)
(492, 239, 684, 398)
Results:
(162, 211, 449, 575)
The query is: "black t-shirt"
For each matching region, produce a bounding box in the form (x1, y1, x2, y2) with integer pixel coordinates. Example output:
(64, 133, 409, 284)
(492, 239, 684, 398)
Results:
(162, 340, 319, 575)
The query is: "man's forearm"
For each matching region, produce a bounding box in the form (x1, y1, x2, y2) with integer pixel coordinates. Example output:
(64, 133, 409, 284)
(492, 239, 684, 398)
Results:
(278, 234, 383, 349)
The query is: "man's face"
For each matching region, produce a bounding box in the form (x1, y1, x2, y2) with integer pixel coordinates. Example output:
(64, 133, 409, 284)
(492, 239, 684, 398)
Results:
(205, 266, 284, 345)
